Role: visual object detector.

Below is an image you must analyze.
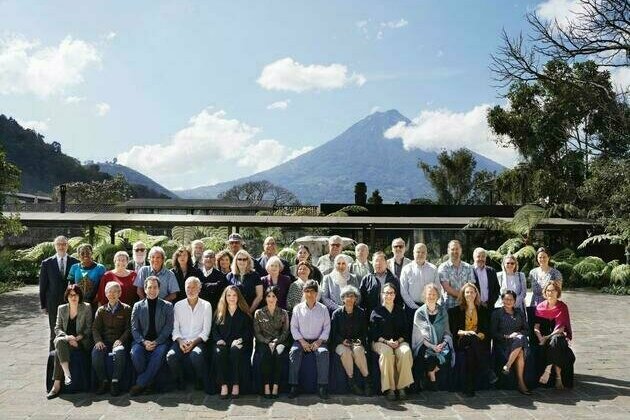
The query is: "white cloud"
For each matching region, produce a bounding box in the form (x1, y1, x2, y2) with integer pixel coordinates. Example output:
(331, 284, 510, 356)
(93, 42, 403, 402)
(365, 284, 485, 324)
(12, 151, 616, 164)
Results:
(95, 102, 110, 116)
(611, 67, 630, 91)
(370, 106, 381, 114)
(20, 118, 50, 133)
(536, 0, 585, 27)
(105, 32, 117, 41)
(257, 57, 366, 92)
(381, 19, 408, 29)
(117, 108, 311, 185)
(64, 95, 85, 104)
(0, 35, 100, 97)
(384, 104, 520, 167)
(286, 145, 313, 161)
(266, 99, 290, 110)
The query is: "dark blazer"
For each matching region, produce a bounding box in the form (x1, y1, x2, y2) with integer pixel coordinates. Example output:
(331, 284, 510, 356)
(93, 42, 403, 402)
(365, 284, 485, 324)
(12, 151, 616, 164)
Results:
(359, 270, 403, 318)
(199, 269, 228, 310)
(39, 255, 79, 310)
(131, 298, 174, 345)
(448, 304, 490, 350)
(254, 256, 293, 278)
(54, 302, 93, 349)
(472, 266, 500, 308)
(127, 259, 149, 272)
(330, 306, 368, 347)
(212, 308, 253, 345)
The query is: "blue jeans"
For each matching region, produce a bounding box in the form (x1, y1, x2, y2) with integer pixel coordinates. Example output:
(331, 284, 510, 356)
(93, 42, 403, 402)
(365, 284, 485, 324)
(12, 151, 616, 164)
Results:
(131, 342, 168, 387)
(92, 344, 127, 382)
(288, 340, 329, 385)
(166, 341, 208, 383)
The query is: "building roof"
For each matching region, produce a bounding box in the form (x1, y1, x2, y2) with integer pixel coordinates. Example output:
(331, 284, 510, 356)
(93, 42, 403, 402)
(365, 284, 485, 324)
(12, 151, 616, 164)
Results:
(118, 198, 275, 209)
(5, 212, 593, 230)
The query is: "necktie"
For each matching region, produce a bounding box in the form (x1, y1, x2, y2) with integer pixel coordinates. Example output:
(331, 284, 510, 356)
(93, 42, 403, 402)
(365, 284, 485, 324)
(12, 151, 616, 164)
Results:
(59, 258, 65, 277)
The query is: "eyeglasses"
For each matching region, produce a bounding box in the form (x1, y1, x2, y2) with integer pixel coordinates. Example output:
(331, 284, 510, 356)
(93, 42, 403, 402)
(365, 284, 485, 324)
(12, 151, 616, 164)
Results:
(237, 258, 249, 261)
(134, 248, 146, 252)
(505, 261, 516, 265)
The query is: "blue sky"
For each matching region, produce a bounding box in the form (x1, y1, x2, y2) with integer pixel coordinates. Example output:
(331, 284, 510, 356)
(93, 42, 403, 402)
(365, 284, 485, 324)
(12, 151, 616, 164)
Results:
(1, 0, 583, 190)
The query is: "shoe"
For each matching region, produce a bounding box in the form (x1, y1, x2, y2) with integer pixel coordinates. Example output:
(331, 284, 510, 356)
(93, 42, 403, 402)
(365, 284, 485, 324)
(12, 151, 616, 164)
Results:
(364, 379, 373, 397)
(488, 370, 499, 385)
(46, 388, 61, 400)
(219, 393, 229, 400)
(397, 388, 407, 400)
(555, 377, 564, 390)
(518, 387, 532, 395)
(385, 389, 396, 401)
(502, 365, 510, 375)
(263, 393, 271, 399)
(110, 382, 120, 397)
(231, 393, 240, 399)
(96, 380, 109, 395)
(271, 393, 279, 399)
(64, 376, 72, 387)
(129, 384, 145, 396)
(288, 386, 299, 399)
(348, 377, 362, 395)
(318, 386, 329, 400)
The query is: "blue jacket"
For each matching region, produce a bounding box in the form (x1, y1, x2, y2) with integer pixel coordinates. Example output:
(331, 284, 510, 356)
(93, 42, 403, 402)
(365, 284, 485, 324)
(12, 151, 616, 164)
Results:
(131, 298, 174, 345)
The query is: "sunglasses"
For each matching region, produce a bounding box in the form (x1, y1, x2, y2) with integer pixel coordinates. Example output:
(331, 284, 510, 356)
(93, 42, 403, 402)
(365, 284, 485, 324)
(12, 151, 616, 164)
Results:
(134, 248, 146, 252)
(505, 261, 516, 265)
(237, 258, 249, 261)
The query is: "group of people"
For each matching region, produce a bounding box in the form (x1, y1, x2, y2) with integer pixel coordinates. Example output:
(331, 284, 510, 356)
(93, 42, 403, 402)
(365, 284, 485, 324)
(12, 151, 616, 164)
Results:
(40, 234, 575, 401)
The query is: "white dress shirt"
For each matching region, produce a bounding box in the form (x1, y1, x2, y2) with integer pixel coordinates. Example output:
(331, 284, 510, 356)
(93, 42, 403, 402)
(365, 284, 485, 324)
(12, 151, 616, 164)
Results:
(172, 298, 212, 342)
(399, 261, 440, 309)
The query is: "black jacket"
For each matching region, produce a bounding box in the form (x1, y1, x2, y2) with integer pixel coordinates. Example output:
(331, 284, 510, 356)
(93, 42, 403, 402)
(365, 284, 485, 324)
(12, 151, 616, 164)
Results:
(448, 304, 490, 350)
(39, 255, 79, 310)
(472, 266, 500, 308)
(369, 305, 409, 343)
(212, 307, 253, 345)
(330, 306, 368, 347)
(199, 269, 228, 310)
(359, 270, 403, 318)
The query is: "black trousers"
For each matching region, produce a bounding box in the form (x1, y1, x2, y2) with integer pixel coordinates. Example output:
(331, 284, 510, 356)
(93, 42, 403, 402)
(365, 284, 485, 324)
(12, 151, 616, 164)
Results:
(214, 344, 242, 386)
(458, 335, 489, 391)
(259, 345, 283, 386)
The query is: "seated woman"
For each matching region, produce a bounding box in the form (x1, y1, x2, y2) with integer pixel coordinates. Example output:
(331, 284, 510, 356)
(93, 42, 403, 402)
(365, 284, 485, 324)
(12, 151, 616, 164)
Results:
(287, 261, 315, 313)
(330, 285, 371, 396)
(227, 250, 263, 315)
(96, 251, 138, 307)
(212, 285, 252, 399)
(171, 246, 204, 302)
(497, 255, 527, 314)
(321, 254, 361, 312)
(290, 245, 323, 283)
(411, 283, 452, 391)
(253, 286, 290, 399)
(448, 282, 493, 397)
(534, 280, 574, 389)
(370, 283, 413, 401)
(92, 282, 132, 396)
(491, 290, 531, 395)
(46, 284, 93, 399)
(261, 256, 292, 310)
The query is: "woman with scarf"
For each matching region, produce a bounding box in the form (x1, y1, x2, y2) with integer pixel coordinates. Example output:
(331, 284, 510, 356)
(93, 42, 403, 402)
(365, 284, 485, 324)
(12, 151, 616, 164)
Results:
(534, 280, 574, 389)
(411, 283, 452, 391)
(491, 290, 531, 395)
(320, 254, 361, 313)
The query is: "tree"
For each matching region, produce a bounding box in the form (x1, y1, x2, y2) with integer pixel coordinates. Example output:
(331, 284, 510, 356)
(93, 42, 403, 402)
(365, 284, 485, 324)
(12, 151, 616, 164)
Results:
(354, 182, 367, 206)
(367, 190, 383, 205)
(218, 180, 300, 206)
(0, 146, 23, 238)
(419, 149, 496, 205)
(53, 174, 134, 204)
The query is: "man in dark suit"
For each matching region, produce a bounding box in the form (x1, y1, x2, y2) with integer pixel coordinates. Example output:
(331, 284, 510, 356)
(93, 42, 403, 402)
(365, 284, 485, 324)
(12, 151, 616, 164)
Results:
(255, 236, 292, 278)
(39, 235, 79, 350)
(472, 247, 500, 310)
(199, 250, 227, 310)
(129, 276, 174, 396)
(127, 241, 149, 272)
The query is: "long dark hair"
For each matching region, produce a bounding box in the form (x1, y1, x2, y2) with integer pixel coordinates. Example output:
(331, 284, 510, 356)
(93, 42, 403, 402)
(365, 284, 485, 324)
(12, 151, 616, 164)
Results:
(172, 247, 194, 274)
(215, 285, 251, 323)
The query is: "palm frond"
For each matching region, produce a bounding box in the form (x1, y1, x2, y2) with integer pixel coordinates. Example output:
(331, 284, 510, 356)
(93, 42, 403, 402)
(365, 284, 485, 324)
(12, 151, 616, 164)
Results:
(578, 234, 625, 249)
(464, 217, 512, 233)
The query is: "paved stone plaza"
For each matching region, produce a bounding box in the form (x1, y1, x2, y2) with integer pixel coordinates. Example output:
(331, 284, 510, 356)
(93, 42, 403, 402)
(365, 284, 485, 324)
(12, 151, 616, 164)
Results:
(0, 286, 629, 419)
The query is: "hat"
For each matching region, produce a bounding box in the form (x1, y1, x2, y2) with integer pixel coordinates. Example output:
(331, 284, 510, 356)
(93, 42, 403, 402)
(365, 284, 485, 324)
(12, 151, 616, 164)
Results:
(228, 233, 243, 242)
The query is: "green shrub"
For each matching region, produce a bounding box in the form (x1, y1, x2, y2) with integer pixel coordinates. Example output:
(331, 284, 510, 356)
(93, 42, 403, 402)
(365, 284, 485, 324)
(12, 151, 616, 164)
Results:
(200, 236, 227, 253)
(611, 264, 630, 286)
(342, 250, 356, 260)
(498, 238, 525, 255)
(554, 261, 575, 287)
(278, 247, 297, 264)
(573, 256, 607, 287)
(93, 243, 126, 269)
(14, 241, 56, 263)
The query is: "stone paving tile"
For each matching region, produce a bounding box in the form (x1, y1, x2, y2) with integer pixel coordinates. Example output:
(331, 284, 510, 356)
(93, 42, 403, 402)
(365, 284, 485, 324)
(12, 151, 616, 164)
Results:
(1, 287, 629, 419)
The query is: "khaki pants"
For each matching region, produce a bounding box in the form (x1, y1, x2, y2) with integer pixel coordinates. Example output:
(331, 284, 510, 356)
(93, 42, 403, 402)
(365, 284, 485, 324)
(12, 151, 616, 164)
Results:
(372, 341, 414, 392)
(335, 344, 369, 378)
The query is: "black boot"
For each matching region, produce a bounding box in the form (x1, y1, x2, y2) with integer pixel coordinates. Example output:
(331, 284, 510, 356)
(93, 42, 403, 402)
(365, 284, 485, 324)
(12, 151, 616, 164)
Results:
(96, 380, 109, 395)
(363, 376, 373, 397)
(318, 385, 329, 400)
(348, 376, 362, 395)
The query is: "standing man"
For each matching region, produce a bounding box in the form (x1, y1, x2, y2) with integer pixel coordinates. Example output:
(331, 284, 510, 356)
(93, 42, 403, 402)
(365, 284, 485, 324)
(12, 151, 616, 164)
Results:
(359, 252, 402, 318)
(190, 240, 205, 270)
(438, 240, 475, 310)
(199, 250, 227, 310)
(387, 238, 412, 279)
(129, 276, 174, 396)
(255, 236, 291, 278)
(317, 235, 353, 276)
(472, 247, 500, 309)
(399, 243, 441, 322)
(350, 243, 373, 280)
(128, 241, 148, 272)
(39, 235, 79, 350)
(166, 277, 212, 391)
(133, 246, 179, 302)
